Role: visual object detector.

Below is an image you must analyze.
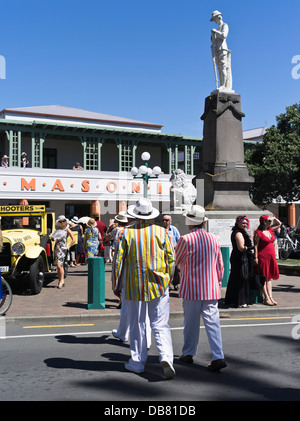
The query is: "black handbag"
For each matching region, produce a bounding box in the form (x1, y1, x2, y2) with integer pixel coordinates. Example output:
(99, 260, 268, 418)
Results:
(241, 247, 249, 280)
(250, 266, 266, 291)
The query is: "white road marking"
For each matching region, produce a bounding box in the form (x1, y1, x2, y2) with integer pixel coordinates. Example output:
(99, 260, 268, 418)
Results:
(0, 319, 297, 340)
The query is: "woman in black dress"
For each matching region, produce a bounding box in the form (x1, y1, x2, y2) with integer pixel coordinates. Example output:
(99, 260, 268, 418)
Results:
(70, 216, 84, 266)
(225, 216, 254, 308)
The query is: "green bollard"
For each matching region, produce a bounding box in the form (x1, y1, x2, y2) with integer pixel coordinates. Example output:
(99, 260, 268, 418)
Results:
(87, 257, 105, 309)
(221, 246, 230, 287)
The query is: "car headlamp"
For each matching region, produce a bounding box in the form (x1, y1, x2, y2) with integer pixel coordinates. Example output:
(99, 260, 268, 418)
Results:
(12, 242, 25, 255)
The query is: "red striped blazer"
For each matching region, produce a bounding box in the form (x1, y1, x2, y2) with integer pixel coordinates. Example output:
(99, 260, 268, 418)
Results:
(176, 228, 224, 300)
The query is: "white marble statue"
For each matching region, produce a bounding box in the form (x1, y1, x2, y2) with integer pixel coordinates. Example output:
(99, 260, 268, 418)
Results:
(210, 10, 233, 92)
(170, 169, 194, 210)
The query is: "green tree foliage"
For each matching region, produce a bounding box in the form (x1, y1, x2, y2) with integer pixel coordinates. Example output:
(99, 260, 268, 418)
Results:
(245, 103, 300, 206)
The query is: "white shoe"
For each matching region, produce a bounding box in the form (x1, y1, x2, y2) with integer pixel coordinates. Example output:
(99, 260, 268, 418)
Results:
(112, 329, 127, 342)
(161, 359, 175, 379)
(125, 363, 144, 374)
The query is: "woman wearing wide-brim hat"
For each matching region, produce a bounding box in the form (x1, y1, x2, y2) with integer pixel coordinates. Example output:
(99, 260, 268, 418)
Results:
(83, 218, 101, 258)
(51, 215, 75, 288)
(110, 212, 129, 250)
(103, 212, 129, 264)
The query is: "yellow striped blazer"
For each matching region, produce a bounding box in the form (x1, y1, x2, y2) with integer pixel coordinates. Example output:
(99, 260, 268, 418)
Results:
(112, 221, 175, 301)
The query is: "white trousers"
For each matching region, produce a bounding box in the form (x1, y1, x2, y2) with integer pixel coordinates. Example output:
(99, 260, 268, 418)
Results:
(126, 290, 173, 370)
(182, 299, 224, 361)
(115, 286, 151, 347)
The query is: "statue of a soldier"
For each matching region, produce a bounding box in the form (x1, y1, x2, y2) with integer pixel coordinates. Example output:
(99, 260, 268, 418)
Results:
(210, 10, 233, 92)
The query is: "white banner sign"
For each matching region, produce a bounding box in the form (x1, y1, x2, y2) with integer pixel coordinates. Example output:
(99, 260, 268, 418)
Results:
(0, 168, 196, 202)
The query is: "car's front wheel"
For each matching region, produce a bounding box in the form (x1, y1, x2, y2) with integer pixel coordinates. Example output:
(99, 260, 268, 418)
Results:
(29, 255, 45, 294)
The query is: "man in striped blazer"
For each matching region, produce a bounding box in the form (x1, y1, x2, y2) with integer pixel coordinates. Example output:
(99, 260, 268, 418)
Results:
(112, 198, 176, 378)
(176, 205, 227, 371)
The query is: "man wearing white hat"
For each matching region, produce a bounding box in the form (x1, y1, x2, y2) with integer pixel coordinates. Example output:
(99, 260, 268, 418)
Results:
(111, 211, 151, 348)
(176, 205, 227, 371)
(112, 198, 176, 378)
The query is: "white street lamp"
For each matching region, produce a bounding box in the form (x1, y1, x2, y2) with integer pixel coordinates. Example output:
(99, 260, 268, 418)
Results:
(131, 152, 161, 198)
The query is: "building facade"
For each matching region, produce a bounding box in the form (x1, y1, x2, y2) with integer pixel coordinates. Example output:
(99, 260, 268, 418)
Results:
(0, 105, 201, 225)
(1, 109, 297, 229)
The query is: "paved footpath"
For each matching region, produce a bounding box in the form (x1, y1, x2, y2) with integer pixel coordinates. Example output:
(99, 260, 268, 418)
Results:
(3, 263, 300, 323)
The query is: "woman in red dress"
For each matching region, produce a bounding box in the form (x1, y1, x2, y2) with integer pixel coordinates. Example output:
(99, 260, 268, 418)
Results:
(254, 215, 281, 306)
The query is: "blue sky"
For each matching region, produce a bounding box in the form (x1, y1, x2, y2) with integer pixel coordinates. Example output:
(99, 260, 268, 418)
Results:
(0, 0, 299, 137)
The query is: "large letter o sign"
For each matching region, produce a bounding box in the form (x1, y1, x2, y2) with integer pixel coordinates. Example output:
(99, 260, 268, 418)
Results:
(106, 181, 117, 193)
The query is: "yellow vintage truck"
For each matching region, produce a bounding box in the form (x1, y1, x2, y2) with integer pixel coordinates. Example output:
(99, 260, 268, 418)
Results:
(0, 204, 70, 294)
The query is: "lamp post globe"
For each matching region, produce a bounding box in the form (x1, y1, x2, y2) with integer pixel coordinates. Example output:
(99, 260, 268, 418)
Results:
(141, 152, 151, 161)
(130, 167, 139, 176)
(139, 165, 148, 175)
(130, 153, 160, 199)
(152, 166, 161, 176)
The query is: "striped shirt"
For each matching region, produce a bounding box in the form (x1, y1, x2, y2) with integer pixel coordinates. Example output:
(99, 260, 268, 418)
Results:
(112, 220, 175, 301)
(176, 228, 224, 300)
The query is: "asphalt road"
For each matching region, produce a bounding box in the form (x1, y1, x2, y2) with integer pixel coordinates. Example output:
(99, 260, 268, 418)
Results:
(1, 315, 299, 403)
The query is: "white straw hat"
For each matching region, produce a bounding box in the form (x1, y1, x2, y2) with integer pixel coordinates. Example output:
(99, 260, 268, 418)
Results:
(114, 211, 128, 223)
(126, 198, 160, 220)
(183, 205, 208, 225)
(87, 218, 97, 228)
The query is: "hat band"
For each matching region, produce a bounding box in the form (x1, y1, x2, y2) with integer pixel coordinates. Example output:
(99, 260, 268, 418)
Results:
(186, 213, 205, 221)
(138, 211, 152, 216)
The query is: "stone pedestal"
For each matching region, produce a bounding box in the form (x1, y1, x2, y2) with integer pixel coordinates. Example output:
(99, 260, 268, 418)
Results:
(205, 209, 264, 246)
(195, 92, 259, 211)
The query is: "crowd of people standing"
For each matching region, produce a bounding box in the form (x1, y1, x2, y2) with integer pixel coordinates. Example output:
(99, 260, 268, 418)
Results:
(50, 200, 282, 379)
(50, 210, 133, 288)
(109, 200, 283, 379)
(111, 199, 227, 378)
(51, 212, 108, 288)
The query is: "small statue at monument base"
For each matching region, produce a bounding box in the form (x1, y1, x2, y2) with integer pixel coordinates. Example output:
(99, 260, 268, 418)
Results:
(170, 169, 194, 212)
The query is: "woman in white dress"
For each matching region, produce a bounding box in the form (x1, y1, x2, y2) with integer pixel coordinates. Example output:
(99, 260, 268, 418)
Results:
(51, 215, 75, 289)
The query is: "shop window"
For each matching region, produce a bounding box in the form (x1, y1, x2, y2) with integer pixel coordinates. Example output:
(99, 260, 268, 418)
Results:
(120, 141, 133, 172)
(86, 138, 98, 170)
